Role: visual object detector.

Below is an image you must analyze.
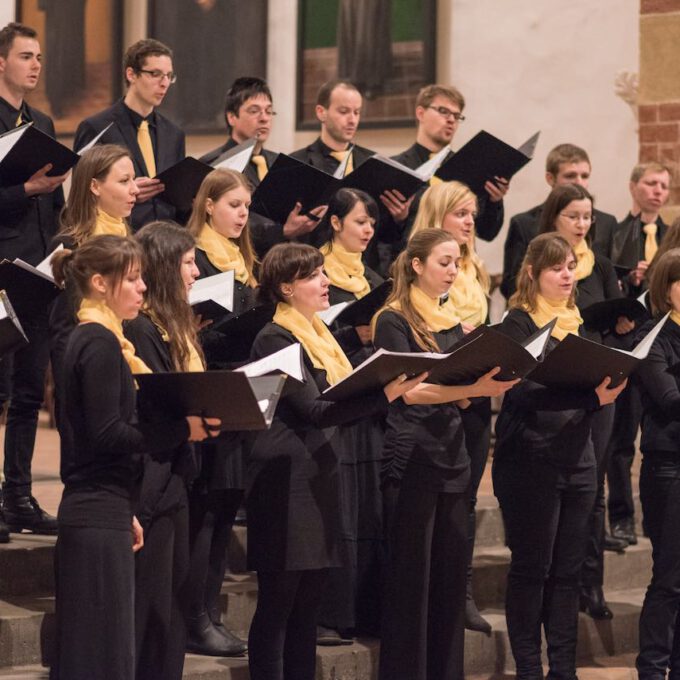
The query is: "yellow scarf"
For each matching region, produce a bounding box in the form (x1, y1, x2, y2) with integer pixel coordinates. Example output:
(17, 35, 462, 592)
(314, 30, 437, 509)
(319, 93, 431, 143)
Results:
(146, 311, 205, 372)
(77, 299, 152, 375)
(525, 294, 582, 341)
(272, 302, 352, 385)
(449, 261, 488, 327)
(670, 310, 680, 327)
(195, 223, 251, 284)
(573, 239, 595, 281)
(407, 284, 460, 331)
(320, 241, 371, 299)
(92, 210, 128, 237)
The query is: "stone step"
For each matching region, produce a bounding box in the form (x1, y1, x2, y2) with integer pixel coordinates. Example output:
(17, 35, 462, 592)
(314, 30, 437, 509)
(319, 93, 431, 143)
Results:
(0, 587, 646, 675)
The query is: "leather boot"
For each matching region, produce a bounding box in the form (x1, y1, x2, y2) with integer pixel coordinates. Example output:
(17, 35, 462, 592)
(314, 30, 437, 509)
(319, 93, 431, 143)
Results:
(603, 533, 627, 553)
(610, 517, 637, 545)
(186, 610, 247, 657)
(207, 605, 248, 653)
(0, 508, 9, 544)
(2, 492, 57, 535)
(579, 585, 613, 620)
(465, 577, 492, 635)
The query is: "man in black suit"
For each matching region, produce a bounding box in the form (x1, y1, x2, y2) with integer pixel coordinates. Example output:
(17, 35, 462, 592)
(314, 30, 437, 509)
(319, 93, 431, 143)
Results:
(607, 161, 670, 547)
(501, 143, 619, 299)
(201, 77, 324, 259)
(380, 84, 509, 273)
(73, 39, 185, 231)
(0, 23, 67, 539)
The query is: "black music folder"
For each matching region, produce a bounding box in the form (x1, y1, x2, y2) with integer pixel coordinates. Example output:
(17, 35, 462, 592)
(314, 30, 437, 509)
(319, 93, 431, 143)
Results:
(0, 123, 79, 183)
(0, 256, 61, 318)
(528, 313, 668, 390)
(321, 321, 553, 401)
(135, 371, 286, 431)
(580, 297, 649, 333)
(250, 154, 340, 223)
(156, 157, 213, 211)
(335, 281, 393, 327)
(0, 291, 28, 357)
(435, 130, 540, 194)
(339, 155, 427, 202)
(213, 304, 276, 361)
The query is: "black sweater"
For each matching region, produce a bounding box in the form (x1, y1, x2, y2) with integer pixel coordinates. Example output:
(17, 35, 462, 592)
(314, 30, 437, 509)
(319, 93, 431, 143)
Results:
(373, 309, 470, 492)
(636, 317, 680, 455)
(494, 309, 600, 470)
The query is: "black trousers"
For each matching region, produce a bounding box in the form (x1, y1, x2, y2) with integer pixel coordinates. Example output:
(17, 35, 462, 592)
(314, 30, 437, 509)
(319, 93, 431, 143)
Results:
(135, 483, 189, 680)
(581, 404, 615, 586)
(493, 455, 596, 680)
(379, 479, 468, 680)
(248, 568, 329, 680)
(1, 317, 50, 493)
(51, 524, 135, 680)
(186, 487, 243, 621)
(606, 381, 642, 523)
(637, 453, 680, 680)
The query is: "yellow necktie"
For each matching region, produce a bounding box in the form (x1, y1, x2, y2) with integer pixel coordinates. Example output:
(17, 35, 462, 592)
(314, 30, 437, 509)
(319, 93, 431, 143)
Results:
(643, 222, 658, 263)
(15, 112, 22, 127)
(330, 150, 354, 177)
(137, 119, 156, 177)
(428, 152, 443, 186)
(251, 155, 268, 182)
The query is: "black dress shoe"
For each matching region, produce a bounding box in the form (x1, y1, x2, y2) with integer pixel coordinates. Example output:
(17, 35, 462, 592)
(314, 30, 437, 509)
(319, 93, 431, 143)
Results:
(610, 517, 637, 546)
(316, 626, 343, 646)
(465, 598, 492, 635)
(186, 612, 247, 656)
(604, 533, 628, 553)
(2, 494, 57, 535)
(213, 622, 248, 654)
(579, 585, 613, 620)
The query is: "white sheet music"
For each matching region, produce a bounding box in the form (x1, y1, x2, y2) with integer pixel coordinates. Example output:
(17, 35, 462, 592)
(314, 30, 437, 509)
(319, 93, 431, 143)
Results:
(189, 270, 234, 312)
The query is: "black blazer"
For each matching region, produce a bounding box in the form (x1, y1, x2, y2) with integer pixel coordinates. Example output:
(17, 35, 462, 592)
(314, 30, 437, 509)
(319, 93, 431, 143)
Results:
(500, 204, 619, 300)
(200, 138, 285, 259)
(611, 212, 667, 281)
(73, 99, 185, 230)
(0, 100, 64, 266)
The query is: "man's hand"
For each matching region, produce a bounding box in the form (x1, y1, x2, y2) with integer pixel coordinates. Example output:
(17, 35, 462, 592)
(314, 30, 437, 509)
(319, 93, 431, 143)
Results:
(24, 164, 69, 196)
(283, 202, 328, 238)
(628, 260, 649, 288)
(134, 177, 164, 203)
(484, 176, 510, 203)
(380, 189, 414, 223)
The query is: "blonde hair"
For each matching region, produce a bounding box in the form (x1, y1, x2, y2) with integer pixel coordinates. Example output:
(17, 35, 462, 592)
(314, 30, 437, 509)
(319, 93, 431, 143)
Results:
(411, 181, 489, 292)
(186, 168, 258, 287)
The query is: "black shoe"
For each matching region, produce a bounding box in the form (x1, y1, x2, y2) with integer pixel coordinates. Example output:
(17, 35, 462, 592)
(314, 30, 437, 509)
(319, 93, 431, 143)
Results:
(610, 517, 637, 546)
(0, 509, 9, 544)
(603, 533, 628, 553)
(579, 585, 613, 620)
(2, 494, 57, 535)
(213, 622, 248, 654)
(186, 612, 247, 657)
(465, 597, 492, 635)
(316, 626, 344, 646)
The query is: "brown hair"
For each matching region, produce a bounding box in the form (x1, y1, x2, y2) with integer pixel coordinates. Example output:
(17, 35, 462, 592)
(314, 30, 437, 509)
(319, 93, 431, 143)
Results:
(374, 229, 457, 352)
(630, 161, 671, 183)
(415, 84, 465, 112)
(509, 233, 577, 312)
(258, 243, 324, 305)
(59, 144, 133, 246)
(545, 144, 590, 177)
(0, 23, 37, 59)
(186, 169, 258, 287)
(51, 235, 142, 302)
(316, 79, 361, 108)
(648, 247, 680, 316)
(538, 184, 594, 240)
(123, 39, 172, 86)
(134, 221, 204, 371)
(648, 215, 680, 282)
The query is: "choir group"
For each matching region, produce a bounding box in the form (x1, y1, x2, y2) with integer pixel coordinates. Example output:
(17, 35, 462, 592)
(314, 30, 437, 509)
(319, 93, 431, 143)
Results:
(0, 19, 678, 680)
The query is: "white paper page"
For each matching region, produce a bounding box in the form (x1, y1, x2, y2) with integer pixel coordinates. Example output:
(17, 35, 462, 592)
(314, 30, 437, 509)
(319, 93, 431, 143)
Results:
(523, 322, 554, 359)
(333, 144, 354, 178)
(415, 145, 450, 179)
(236, 343, 304, 382)
(213, 138, 257, 172)
(633, 312, 669, 359)
(0, 124, 30, 163)
(373, 153, 429, 180)
(317, 302, 350, 325)
(517, 131, 541, 158)
(189, 270, 234, 312)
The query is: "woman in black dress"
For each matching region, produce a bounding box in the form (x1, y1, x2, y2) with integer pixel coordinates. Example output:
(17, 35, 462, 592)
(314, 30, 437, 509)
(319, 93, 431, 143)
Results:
(124, 221, 205, 678)
(538, 183, 630, 620)
(184, 168, 261, 655)
(49, 235, 218, 680)
(493, 233, 625, 680)
(247, 242, 424, 680)
(374, 229, 518, 680)
(634, 248, 680, 680)
(411, 180, 494, 633)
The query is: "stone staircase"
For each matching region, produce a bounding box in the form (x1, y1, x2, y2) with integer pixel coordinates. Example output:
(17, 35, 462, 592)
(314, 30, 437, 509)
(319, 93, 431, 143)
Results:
(0, 494, 651, 679)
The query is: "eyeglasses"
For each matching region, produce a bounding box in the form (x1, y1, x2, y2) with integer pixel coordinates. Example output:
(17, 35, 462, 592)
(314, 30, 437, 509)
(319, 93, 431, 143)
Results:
(138, 69, 177, 84)
(428, 106, 465, 122)
(242, 106, 277, 118)
(559, 212, 594, 224)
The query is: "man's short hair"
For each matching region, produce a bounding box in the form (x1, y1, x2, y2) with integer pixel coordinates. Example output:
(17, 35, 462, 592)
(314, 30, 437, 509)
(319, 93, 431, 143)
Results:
(630, 161, 672, 183)
(545, 144, 590, 176)
(415, 84, 465, 112)
(123, 39, 173, 85)
(0, 23, 37, 59)
(316, 79, 361, 108)
(225, 77, 272, 122)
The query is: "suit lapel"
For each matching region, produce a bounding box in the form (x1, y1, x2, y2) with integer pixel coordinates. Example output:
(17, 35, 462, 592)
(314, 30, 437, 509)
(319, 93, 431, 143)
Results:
(112, 103, 147, 176)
